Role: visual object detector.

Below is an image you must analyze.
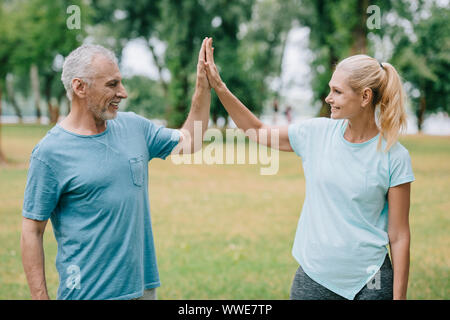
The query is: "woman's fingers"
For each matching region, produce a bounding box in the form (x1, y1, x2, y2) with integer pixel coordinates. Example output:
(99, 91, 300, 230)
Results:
(204, 37, 213, 65)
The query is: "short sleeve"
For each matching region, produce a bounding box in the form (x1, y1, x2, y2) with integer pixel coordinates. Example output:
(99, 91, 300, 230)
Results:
(389, 145, 415, 187)
(22, 157, 61, 221)
(135, 114, 181, 160)
(288, 118, 321, 159)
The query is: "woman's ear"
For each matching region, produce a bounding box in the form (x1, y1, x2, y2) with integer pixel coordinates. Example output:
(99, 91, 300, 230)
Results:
(361, 87, 373, 108)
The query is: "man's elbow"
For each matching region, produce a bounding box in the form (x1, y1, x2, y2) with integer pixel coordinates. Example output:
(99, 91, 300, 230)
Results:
(21, 217, 47, 239)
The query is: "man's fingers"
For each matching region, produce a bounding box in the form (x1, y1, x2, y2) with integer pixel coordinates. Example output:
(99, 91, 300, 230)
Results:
(198, 37, 207, 63)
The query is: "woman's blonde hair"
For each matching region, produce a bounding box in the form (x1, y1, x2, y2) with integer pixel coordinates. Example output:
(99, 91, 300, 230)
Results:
(336, 54, 407, 152)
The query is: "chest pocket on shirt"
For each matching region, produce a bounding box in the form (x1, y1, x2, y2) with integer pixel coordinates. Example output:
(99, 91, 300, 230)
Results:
(129, 155, 144, 187)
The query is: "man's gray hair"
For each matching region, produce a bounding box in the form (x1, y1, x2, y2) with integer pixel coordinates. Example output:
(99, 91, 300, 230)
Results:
(61, 44, 118, 101)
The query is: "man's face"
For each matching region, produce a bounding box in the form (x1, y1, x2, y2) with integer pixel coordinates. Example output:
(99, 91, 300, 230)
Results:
(85, 55, 128, 121)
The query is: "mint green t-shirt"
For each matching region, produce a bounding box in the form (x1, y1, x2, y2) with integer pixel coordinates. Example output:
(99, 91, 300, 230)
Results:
(288, 118, 415, 300)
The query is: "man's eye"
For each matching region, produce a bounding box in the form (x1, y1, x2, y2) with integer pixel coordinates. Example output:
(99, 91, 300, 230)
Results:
(335, 90, 341, 94)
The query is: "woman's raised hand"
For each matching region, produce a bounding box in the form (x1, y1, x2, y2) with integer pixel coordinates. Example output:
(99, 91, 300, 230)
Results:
(204, 38, 224, 91)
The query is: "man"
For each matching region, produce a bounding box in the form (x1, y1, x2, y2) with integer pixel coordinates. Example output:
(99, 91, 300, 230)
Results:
(21, 39, 211, 300)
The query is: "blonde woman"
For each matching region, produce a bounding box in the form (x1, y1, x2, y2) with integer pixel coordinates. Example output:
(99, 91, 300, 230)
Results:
(203, 38, 414, 300)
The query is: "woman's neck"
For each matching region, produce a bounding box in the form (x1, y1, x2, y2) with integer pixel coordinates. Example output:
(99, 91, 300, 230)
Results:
(344, 113, 379, 143)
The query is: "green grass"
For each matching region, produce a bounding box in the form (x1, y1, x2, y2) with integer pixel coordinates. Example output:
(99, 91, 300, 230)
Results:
(0, 123, 449, 299)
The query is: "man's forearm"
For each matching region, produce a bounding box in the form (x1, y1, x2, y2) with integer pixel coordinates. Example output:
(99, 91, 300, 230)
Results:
(182, 86, 211, 150)
(390, 238, 410, 300)
(21, 233, 49, 299)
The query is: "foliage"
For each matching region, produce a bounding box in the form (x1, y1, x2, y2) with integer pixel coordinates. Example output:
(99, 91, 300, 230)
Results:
(390, 4, 450, 130)
(123, 76, 166, 119)
(0, 0, 448, 130)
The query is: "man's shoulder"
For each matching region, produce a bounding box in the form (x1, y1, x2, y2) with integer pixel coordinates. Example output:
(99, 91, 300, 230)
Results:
(30, 126, 65, 160)
(115, 111, 142, 123)
(115, 111, 166, 131)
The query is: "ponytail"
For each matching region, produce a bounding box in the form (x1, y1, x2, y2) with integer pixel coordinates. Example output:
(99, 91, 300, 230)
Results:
(336, 55, 407, 152)
(376, 62, 407, 152)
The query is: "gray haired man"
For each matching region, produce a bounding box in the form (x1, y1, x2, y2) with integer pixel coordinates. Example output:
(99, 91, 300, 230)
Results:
(21, 39, 211, 300)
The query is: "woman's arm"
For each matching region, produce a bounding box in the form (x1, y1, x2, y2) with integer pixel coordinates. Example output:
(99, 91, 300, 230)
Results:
(387, 182, 411, 300)
(204, 38, 293, 152)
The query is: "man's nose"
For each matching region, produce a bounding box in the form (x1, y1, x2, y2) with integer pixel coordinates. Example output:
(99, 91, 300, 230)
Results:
(325, 93, 332, 104)
(117, 83, 128, 99)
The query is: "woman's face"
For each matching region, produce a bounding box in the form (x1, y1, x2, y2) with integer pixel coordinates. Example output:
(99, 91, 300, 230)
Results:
(325, 68, 364, 120)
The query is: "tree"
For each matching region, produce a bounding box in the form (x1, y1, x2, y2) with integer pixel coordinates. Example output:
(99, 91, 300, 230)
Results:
(296, 0, 396, 117)
(123, 75, 166, 119)
(239, 0, 302, 119)
(0, 1, 20, 164)
(11, 0, 87, 124)
(390, 4, 450, 131)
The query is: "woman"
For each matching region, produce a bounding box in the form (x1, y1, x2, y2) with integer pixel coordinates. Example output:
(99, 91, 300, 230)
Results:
(203, 38, 414, 300)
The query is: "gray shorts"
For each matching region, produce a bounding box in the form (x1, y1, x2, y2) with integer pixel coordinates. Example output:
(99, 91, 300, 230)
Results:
(290, 255, 393, 300)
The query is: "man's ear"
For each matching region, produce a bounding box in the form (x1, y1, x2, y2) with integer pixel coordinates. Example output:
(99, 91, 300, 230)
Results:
(72, 78, 87, 99)
(361, 87, 373, 108)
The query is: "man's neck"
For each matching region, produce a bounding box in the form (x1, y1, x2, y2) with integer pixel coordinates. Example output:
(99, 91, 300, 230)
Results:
(59, 101, 107, 135)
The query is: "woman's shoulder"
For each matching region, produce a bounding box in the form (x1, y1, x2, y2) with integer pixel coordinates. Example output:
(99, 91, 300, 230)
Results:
(291, 117, 342, 130)
(388, 140, 411, 157)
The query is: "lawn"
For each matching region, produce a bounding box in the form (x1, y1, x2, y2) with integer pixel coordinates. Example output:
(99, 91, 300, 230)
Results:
(0, 123, 448, 299)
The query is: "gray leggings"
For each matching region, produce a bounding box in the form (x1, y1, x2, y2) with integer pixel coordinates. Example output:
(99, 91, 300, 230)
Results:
(290, 255, 393, 300)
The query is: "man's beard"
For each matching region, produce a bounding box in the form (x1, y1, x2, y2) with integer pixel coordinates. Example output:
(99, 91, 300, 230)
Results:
(87, 101, 117, 121)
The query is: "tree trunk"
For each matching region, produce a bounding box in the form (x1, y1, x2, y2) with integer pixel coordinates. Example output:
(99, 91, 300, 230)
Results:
(0, 83, 7, 165)
(30, 64, 42, 124)
(317, 49, 338, 118)
(148, 40, 169, 99)
(417, 94, 426, 132)
(350, 0, 369, 55)
(6, 74, 23, 123)
(44, 74, 60, 124)
(318, 98, 331, 117)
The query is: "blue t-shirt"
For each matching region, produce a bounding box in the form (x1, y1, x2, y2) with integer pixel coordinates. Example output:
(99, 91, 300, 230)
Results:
(288, 118, 415, 300)
(22, 112, 181, 300)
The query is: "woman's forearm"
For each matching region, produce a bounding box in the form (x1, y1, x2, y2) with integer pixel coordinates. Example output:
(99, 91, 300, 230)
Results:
(389, 237, 410, 300)
(214, 82, 264, 132)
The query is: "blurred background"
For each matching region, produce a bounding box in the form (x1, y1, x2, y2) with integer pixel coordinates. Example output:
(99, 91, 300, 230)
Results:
(0, 0, 449, 299)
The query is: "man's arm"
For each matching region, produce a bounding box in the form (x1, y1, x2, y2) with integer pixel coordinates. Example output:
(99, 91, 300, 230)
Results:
(173, 37, 211, 155)
(21, 217, 50, 300)
(387, 182, 411, 300)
